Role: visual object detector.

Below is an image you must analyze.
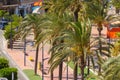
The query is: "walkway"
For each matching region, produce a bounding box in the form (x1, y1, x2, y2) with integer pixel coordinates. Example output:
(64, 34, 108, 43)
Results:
(1, 26, 107, 80)
(5, 32, 75, 80)
(0, 30, 29, 80)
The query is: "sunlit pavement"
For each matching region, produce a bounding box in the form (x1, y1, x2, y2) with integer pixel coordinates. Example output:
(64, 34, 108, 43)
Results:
(0, 30, 29, 80)
(0, 26, 108, 80)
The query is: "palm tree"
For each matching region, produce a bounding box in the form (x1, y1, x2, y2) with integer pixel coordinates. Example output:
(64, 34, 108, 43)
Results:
(36, 12, 73, 80)
(87, 33, 120, 80)
(17, 14, 44, 75)
(43, 1, 88, 79)
(108, 32, 120, 57)
(43, 0, 82, 20)
(86, 55, 120, 80)
(102, 55, 120, 80)
(84, 0, 110, 73)
(43, 1, 84, 79)
(48, 18, 92, 80)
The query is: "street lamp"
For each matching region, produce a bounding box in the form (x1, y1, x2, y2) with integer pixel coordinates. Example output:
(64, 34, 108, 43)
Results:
(23, 38, 26, 66)
(10, 11, 13, 49)
(66, 59, 68, 80)
(42, 42, 44, 80)
(41, 0, 44, 80)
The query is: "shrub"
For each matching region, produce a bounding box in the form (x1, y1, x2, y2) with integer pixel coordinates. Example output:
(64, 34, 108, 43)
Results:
(0, 68, 18, 80)
(4, 25, 16, 40)
(0, 57, 9, 69)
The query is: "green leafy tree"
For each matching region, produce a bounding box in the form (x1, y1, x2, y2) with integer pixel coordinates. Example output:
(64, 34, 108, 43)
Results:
(0, 10, 9, 18)
(4, 15, 22, 48)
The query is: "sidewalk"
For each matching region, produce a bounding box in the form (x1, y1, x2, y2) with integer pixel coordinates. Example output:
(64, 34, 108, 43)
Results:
(6, 34, 74, 80)
(5, 27, 107, 80)
(0, 30, 29, 80)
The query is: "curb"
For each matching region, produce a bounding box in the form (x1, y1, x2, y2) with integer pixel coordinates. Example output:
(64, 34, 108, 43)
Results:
(1, 50, 29, 80)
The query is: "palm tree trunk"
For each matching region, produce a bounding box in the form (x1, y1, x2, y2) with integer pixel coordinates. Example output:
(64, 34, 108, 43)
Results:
(74, 7, 80, 22)
(74, 63, 78, 80)
(59, 62, 63, 80)
(51, 71, 54, 80)
(97, 25, 103, 74)
(73, 6, 80, 80)
(87, 56, 90, 75)
(58, 40, 64, 80)
(80, 55, 85, 80)
(34, 44, 39, 75)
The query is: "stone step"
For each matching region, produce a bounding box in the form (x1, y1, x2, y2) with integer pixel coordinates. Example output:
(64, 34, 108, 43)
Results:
(13, 47, 24, 50)
(13, 41, 24, 44)
(12, 44, 24, 47)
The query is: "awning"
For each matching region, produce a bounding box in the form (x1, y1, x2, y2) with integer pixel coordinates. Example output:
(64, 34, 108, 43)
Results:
(32, 6, 40, 14)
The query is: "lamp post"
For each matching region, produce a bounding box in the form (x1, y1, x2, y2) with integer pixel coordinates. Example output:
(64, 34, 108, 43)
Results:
(66, 60, 68, 80)
(24, 38, 26, 66)
(10, 11, 13, 49)
(42, 42, 44, 80)
(41, 0, 44, 80)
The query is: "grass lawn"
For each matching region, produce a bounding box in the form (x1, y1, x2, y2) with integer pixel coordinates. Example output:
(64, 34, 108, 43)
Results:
(68, 61, 93, 74)
(68, 61, 96, 80)
(23, 69, 42, 80)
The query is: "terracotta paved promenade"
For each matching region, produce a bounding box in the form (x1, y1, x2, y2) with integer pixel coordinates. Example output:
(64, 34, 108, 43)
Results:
(5, 26, 107, 80)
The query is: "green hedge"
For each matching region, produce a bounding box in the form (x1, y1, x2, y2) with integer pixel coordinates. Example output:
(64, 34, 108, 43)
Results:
(0, 68, 18, 80)
(0, 57, 9, 69)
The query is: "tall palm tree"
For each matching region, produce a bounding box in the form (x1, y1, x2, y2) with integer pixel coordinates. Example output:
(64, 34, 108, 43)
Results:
(17, 14, 44, 75)
(48, 19, 92, 80)
(36, 12, 73, 80)
(85, 0, 109, 52)
(43, 1, 84, 78)
(42, 1, 85, 79)
(84, 0, 110, 73)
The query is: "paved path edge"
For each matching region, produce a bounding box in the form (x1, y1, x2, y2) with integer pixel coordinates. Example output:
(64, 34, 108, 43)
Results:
(1, 50, 29, 80)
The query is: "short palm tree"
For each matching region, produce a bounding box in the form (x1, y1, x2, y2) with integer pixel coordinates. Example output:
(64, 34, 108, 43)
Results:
(102, 55, 120, 80)
(109, 33, 120, 57)
(17, 14, 44, 75)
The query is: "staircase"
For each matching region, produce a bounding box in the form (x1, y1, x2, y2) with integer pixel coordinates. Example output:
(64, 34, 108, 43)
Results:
(12, 38, 24, 50)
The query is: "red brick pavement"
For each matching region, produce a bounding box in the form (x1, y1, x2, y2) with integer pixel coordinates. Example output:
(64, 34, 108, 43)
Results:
(6, 42, 74, 80)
